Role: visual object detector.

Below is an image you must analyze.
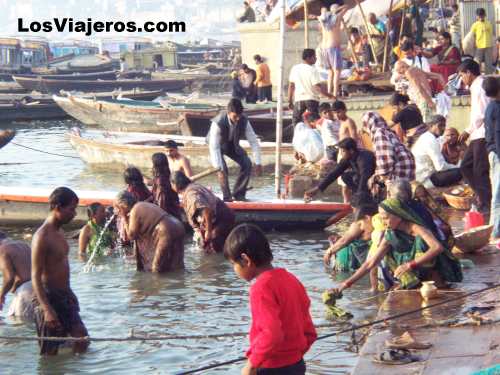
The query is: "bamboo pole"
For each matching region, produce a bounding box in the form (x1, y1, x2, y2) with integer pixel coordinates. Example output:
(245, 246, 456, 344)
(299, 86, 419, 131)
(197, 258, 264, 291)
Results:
(399, 0, 407, 41)
(275, 0, 286, 198)
(354, 0, 379, 66)
(382, 0, 395, 72)
(304, 0, 309, 48)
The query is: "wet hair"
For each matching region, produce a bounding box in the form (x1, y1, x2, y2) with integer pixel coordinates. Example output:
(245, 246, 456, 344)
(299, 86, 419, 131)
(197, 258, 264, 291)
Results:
(331, 100, 347, 111)
(428, 114, 446, 126)
(253, 54, 262, 63)
(87, 202, 103, 219)
(171, 171, 192, 191)
(223, 223, 273, 266)
(152, 152, 171, 179)
(49, 187, 79, 211)
(389, 92, 410, 106)
(124, 166, 147, 188)
(482, 76, 500, 98)
(400, 40, 415, 52)
(387, 179, 412, 202)
(115, 190, 137, 209)
(476, 8, 486, 18)
(337, 137, 357, 152)
(302, 48, 315, 60)
(319, 102, 332, 113)
(227, 98, 244, 115)
(457, 59, 481, 76)
(354, 204, 378, 221)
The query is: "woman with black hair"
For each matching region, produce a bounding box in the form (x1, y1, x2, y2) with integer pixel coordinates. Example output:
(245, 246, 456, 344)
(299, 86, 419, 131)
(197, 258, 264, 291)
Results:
(151, 153, 181, 219)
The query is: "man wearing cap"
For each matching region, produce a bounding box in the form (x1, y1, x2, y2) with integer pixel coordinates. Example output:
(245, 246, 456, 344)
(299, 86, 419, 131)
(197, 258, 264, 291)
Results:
(164, 140, 193, 178)
(208, 98, 262, 201)
(411, 115, 462, 188)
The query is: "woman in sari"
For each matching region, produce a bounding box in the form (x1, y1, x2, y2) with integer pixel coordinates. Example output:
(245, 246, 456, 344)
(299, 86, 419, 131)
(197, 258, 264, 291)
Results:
(338, 198, 462, 293)
(423, 32, 461, 83)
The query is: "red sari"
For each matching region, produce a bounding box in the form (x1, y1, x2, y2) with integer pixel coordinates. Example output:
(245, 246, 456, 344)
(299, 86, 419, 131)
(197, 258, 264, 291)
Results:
(430, 45, 461, 83)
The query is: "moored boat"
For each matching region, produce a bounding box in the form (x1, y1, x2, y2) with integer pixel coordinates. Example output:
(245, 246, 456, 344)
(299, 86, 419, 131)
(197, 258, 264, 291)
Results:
(59, 96, 223, 133)
(68, 129, 296, 170)
(13, 76, 192, 94)
(14, 70, 118, 81)
(0, 185, 351, 230)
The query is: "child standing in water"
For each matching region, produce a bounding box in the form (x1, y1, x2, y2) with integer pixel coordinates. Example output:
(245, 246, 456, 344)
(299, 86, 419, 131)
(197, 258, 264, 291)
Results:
(224, 224, 317, 375)
(78, 202, 115, 258)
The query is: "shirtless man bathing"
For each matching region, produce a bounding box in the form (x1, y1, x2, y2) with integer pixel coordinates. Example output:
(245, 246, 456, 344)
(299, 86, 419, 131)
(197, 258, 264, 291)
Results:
(318, 4, 349, 98)
(164, 140, 193, 178)
(32, 187, 89, 355)
(0, 233, 34, 320)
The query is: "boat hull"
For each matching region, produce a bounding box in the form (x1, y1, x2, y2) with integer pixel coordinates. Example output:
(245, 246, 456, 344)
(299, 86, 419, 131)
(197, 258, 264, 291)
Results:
(14, 70, 118, 81)
(13, 76, 191, 94)
(0, 187, 351, 230)
(68, 131, 296, 170)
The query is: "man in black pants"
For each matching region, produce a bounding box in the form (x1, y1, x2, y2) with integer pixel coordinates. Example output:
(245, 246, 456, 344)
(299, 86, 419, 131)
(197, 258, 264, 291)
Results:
(458, 59, 492, 212)
(304, 138, 376, 204)
(208, 99, 262, 202)
(288, 48, 334, 125)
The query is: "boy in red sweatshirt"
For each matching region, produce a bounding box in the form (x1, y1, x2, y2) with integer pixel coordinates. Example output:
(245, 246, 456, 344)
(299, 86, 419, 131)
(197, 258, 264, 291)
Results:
(224, 223, 317, 375)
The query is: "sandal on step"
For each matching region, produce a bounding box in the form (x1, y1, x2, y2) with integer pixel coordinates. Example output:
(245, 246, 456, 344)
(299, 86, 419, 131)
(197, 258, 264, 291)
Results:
(372, 349, 420, 365)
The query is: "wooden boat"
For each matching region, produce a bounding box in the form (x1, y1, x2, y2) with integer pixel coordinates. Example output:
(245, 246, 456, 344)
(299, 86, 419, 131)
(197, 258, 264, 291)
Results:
(0, 81, 28, 94)
(14, 70, 118, 81)
(0, 186, 351, 230)
(58, 96, 223, 133)
(180, 110, 294, 142)
(68, 129, 296, 170)
(12, 76, 191, 94)
(152, 71, 231, 90)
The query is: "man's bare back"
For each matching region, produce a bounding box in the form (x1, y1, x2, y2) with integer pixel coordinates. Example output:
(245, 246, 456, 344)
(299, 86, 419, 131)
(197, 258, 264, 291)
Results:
(0, 241, 31, 289)
(319, 6, 346, 48)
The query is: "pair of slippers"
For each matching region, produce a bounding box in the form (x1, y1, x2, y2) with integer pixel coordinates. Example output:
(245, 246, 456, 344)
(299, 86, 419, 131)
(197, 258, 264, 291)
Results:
(372, 332, 432, 365)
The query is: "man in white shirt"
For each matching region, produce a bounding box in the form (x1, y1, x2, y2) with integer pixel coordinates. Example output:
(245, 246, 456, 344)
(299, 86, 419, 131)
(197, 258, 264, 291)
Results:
(458, 59, 492, 212)
(411, 115, 462, 188)
(208, 98, 262, 202)
(288, 48, 334, 125)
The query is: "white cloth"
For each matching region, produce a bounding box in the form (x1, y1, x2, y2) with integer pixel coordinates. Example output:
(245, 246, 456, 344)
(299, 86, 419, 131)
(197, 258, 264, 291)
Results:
(292, 122, 324, 162)
(289, 63, 322, 102)
(467, 75, 491, 141)
(119, 61, 128, 72)
(208, 116, 262, 169)
(411, 131, 458, 188)
(7, 280, 34, 321)
(434, 92, 452, 118)
(317, 118, 340, 147)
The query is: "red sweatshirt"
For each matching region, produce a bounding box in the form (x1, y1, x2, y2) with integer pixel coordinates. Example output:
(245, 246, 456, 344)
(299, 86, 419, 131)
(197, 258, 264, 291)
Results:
(246, 268, 317, 369)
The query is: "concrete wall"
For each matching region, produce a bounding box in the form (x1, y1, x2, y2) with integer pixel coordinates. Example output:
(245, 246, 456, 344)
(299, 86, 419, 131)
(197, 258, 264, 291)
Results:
(238, 21, 321, 97)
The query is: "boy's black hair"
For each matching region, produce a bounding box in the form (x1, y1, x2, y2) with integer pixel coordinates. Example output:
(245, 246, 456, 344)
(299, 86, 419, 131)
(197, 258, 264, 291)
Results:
(87, 202, 103, 219)
(400, 40, 415, 52)
(49, 187, 79, 211)
(165, 139, 178, 149)
(482, 76, 499, 98)
(389, 92, 410, 106)
(227, 98, 244, 115)
(457, 59, 481, 76)
(319, 102, 332, 113)
(171, 171, 192, 191)
(440, 31, 452, 42)
(350, 27, 359, 35)
(223, 223, 273, 266)
(331, 100, 347, 111)
(354, 204, 378, 221)
(476, 8, 486, 17)
(304, 112, 320, 123)
(337, 137, 357, 151)
(302, 48, 315, 60)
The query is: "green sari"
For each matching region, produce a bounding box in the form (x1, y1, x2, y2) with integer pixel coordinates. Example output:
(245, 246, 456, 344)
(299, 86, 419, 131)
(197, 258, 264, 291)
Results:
(335, 239, 371, 273)
(379, 199, 462, 289)
(87, 220, 115, 257)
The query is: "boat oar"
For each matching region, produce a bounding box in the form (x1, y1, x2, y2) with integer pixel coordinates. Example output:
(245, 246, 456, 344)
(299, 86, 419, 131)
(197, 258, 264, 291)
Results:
(190, 167, 220, 182)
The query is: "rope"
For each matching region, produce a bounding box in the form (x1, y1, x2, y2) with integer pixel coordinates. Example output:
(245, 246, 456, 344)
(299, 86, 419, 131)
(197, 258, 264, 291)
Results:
(10, 142, 81, 159)
(176, 283, 500, 375)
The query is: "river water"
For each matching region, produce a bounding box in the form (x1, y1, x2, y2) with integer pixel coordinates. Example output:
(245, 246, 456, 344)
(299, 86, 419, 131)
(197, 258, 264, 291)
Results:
(0, 120, 385, 374)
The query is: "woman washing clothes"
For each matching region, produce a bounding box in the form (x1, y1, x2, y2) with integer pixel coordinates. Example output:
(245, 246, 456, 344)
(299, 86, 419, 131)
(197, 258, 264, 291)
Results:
(338, 197, 462, 293)
(323, 204, 378, 273)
